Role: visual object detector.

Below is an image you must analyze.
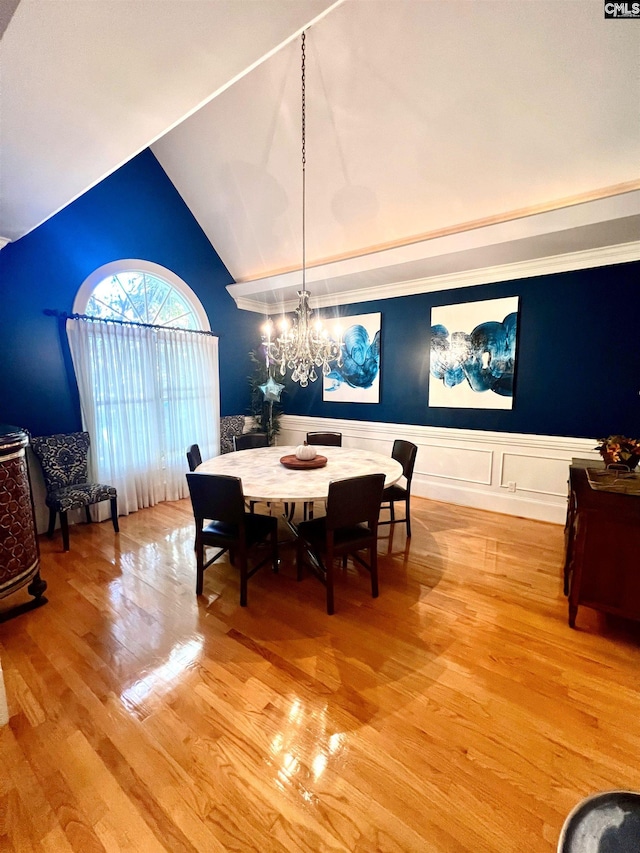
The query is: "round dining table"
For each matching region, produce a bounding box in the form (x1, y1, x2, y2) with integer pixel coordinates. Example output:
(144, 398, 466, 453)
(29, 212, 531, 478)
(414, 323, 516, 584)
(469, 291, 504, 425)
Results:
(196, 445, 403, 505)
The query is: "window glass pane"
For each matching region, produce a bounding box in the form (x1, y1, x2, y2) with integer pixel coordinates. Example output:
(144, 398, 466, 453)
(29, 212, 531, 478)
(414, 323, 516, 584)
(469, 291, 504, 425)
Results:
(85, 271, 198, 329)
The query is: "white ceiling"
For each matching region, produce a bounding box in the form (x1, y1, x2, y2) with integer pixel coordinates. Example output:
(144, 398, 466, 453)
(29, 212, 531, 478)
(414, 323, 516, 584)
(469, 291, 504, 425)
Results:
(2, 0, 639, 310)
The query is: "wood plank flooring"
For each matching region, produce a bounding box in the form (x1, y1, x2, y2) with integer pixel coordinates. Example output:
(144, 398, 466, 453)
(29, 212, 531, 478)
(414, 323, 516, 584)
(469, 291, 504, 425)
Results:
(1, 497, 640, 852)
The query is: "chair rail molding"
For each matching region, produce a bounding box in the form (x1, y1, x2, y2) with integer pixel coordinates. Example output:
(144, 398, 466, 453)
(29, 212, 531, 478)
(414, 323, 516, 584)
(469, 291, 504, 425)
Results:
(277, 415, 599, 524)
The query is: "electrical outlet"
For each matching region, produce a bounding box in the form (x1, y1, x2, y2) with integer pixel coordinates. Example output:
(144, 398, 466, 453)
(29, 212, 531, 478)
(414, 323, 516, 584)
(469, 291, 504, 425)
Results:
(507, 481, 517, 493)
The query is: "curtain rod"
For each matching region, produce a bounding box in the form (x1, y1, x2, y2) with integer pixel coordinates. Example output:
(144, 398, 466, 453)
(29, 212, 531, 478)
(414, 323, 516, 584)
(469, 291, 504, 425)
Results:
(43, 309, 218, 337)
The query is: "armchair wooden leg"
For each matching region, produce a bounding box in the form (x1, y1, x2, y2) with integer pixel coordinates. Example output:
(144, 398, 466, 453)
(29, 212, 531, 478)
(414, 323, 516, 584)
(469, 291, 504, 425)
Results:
(47, 507, 57, 539)
(110, 497, 119, 533)
(85, 506, 92, 524)
(60, 512, 70, 552)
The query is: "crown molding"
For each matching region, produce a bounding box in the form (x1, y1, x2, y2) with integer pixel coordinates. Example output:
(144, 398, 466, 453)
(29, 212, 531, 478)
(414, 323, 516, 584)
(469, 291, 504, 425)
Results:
(230, 240, 640, 315)
(0, 236, 11, 250)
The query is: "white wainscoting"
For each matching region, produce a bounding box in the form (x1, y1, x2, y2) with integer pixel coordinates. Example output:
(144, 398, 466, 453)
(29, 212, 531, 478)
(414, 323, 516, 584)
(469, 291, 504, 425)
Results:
(277, 415, 600, 524)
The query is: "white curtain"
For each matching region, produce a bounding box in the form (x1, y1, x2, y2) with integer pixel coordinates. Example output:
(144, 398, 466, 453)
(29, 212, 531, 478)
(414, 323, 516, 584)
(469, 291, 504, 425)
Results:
(67, 319, 220, 516)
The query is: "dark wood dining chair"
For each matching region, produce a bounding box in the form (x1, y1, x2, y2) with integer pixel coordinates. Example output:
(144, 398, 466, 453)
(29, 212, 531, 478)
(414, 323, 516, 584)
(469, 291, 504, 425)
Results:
(298, 432, 343, 520)
(233, 433, 269, 451)
(30, 431, 119, 552)
(186, 443, 202, 472)
(232, 433, 269, 511)
(294, 472, 385, 614)
(306, 432, 342, 447)
(186, 473, 278, 605)
(379, 439, 418, 537)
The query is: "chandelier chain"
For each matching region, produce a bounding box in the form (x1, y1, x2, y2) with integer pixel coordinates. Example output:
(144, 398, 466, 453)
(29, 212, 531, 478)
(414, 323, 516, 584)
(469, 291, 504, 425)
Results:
(261, 29, 343, 388)
(301, 31, 306, 292)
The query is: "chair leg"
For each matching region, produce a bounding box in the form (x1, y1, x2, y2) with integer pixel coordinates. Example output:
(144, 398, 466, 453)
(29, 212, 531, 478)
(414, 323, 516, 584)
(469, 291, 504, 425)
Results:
(110, 497, 119, 533)
(85, 506, 92, 524)
(239, 553, 248, 607)
(326, 563, 334, 615)
(296, 539, 304, 581)
(326, 541, 335, 615)
(389, 501, 395, 523)
(271, 529, 279, 574)
(405, 496, 412, 537)
(60, 512, 70, 552)
(195, 532, 204, 595)
(47, 507, 57, 539)
(370, 543, 379, 598)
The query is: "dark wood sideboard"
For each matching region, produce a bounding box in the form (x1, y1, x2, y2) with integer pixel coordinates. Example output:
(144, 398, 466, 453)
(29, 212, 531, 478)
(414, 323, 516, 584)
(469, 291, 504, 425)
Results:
(564, 460, 640, 628)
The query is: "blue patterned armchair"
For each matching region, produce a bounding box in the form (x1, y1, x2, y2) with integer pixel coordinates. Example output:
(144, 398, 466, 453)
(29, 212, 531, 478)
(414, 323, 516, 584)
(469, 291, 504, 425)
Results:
(219, 415, 246, 455)
(30, 431, 119, 552)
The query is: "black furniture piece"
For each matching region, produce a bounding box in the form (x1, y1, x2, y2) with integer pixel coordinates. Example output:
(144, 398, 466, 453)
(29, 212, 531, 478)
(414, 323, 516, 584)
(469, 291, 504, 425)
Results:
(186, 472, 278, 605)
(294, 472, 385, 615)
(296, 432, 343, 520)
(30, 431, 119, 552)
(379, 439, 418, 537)
(186, 443, 202, 472)
(232, 433, 270, 511)
(233, 433, 269, 452)
(558, 790, 640, 852)
(306, 432, 342, 447)
(564, 460, 640, 628)
(0, 425, 47, 620)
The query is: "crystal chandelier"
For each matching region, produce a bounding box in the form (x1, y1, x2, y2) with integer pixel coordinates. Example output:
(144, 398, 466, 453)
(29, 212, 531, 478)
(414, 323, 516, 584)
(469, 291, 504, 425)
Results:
(262, 31, 342, 388)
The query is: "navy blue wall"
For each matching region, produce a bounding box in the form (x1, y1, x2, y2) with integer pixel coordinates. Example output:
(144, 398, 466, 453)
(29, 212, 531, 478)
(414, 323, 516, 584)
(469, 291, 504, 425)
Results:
(0, 149, 255, 436)
(2, 146, 637, 442)
(284, 261, 640, 440)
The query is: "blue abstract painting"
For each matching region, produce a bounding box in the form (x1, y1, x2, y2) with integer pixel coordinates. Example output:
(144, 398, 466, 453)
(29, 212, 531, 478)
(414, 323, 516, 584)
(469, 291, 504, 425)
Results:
(323, 312, 381, 403)
(429, 297, 519, 409)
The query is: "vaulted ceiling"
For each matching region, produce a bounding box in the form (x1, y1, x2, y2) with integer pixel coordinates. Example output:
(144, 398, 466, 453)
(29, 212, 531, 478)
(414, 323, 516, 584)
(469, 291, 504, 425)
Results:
(2, 0, 639, 311)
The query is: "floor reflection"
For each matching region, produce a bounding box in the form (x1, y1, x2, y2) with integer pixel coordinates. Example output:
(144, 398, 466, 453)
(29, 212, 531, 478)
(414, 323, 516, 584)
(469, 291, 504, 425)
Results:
(120, 636, 203, 713)
(268, 698, 346, 800)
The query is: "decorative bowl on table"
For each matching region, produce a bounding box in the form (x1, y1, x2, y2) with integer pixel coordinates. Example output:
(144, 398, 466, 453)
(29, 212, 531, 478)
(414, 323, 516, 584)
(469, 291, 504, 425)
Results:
(280, 454, 327, 470)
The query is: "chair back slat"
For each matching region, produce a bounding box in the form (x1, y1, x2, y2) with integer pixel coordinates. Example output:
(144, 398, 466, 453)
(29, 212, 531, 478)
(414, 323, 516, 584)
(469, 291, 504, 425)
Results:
(306, 432, 342, 447)
(31, 432, 91, 492)
(392, 439, 418, 483)
(186, 473, 246, 524)
(325, 473, 385, 530)
(186, 443, 202, 472)
(233, 433, 269, 451)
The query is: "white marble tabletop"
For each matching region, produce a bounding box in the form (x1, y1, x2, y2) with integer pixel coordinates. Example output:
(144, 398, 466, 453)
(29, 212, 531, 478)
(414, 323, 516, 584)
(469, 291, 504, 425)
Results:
(196, 445, 403, 503)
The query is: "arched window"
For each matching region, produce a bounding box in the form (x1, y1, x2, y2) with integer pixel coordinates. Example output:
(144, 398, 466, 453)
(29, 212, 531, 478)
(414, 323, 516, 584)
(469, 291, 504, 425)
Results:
(73, 259, 209, 330)
(68, 261, 219, 516)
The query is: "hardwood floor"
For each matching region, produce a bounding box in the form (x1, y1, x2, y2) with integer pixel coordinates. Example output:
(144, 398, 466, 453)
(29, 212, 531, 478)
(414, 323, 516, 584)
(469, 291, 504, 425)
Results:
(1, 496, 640, 852)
